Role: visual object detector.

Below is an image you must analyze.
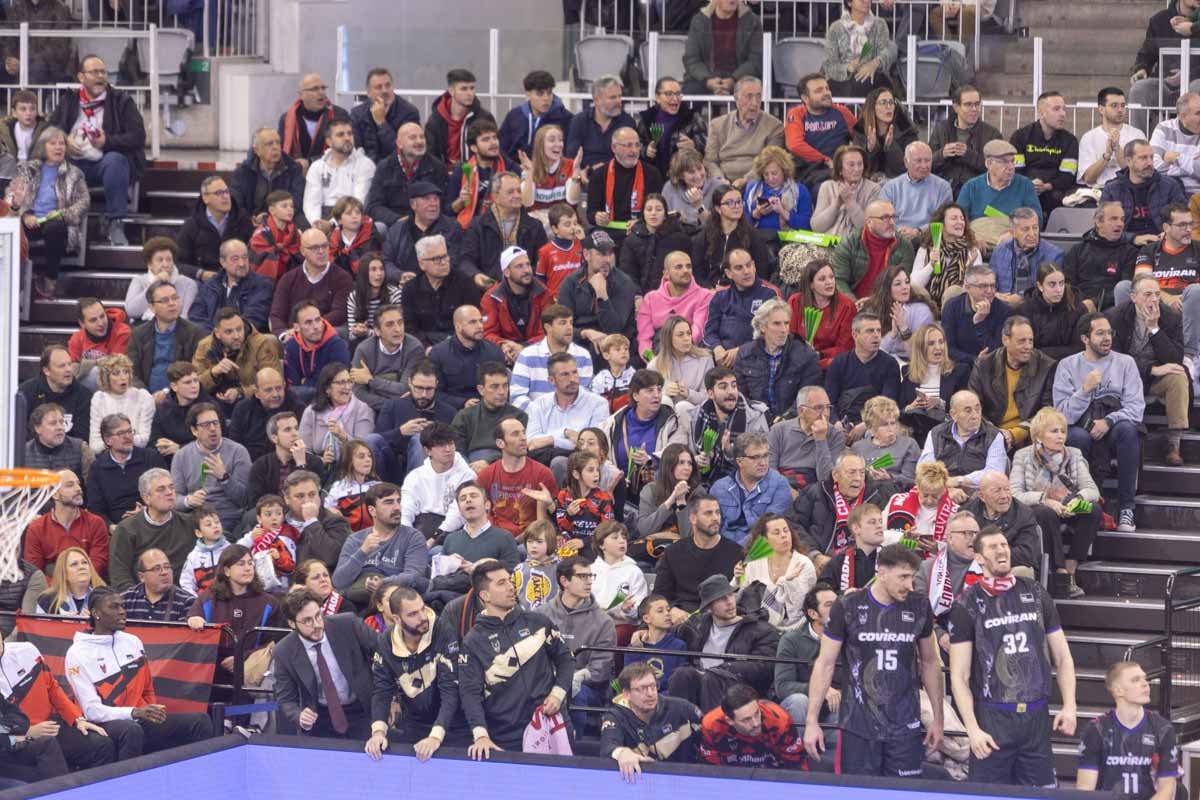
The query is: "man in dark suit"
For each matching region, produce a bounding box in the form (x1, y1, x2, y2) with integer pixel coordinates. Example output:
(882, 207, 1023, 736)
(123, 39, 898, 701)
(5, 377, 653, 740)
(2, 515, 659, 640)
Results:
(273, 590, 377, 739)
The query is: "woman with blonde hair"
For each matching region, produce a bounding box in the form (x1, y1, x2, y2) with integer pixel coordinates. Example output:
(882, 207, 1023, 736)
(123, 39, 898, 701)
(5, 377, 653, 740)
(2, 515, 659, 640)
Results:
(646, 315, 713, 415)
(1010, 406, 1103, 598)
(811, 144, 880, 237)
(36, 547, 105, 616)
(898, 323, 969, 443)
(88, 353, 154, 453)
(743, 145, 812, 232)
(852, 395, 920, 484)
(519, 124, 581, 213)
(883, 460, 958, 552)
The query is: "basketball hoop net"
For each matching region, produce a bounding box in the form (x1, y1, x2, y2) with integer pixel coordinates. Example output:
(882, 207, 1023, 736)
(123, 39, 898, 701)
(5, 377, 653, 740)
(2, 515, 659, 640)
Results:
(0, 469, 61, 584)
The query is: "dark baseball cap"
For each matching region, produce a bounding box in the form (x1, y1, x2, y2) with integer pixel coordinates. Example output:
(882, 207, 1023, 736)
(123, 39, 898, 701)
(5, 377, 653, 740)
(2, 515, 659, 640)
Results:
(408, 180, 442, 198)
(582, 228, 616, 252)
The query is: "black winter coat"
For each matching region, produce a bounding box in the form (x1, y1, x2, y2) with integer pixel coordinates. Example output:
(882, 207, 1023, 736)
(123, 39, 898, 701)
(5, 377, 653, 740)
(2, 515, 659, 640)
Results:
(365, 153, 449, 227)
(228, 151, 308, 228)
(1015, 287, 1086, 360)
(789, 477, 897, 554)
(175, 198, 255, 279)
(460, 210, 548, 283)
(618, 217, 695, 295)
(734, 335, 821, 418)
(1062, 229, 1139, 311)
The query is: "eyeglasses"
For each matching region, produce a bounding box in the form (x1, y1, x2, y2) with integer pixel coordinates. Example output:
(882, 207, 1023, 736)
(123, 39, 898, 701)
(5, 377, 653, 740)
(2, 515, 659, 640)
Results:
(967, 282, 998, 291)
(152, 295, 181, 305)
(302, 85, 328, 92)
(868, 214, 897, 222)
(138, 563, 172, 574)
(194, 419, 221, 429)
(107, 428, 134, 438)
(410, 383, 437, 394)
(304, 243, 330, 252)
(205, 188, 231, 197)
(658, 90, 683, 98)
(801, 403, 832, 413)
(875, 98, 896, 107)
(1168, 221, 1192, 229)
(421, 253, 450, 263)
(719, 199, 742, 208)
(739, 452, 770, 462)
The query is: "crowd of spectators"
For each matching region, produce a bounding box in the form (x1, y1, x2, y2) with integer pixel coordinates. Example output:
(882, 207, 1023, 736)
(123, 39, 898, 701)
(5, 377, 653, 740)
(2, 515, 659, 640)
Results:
(0, 1, 1196, 793)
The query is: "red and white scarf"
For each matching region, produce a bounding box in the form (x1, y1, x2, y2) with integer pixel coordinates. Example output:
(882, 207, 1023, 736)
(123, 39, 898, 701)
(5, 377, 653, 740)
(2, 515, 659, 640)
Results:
(886, 488, 957, 553)
(927, 546, 984, 617)
(604, 158, 645, 217)
(78, 87, 105, 137)
(321, 591, 345, 616)
(830, 486, 863, 553)
(838, 545, 859, 592)
(249, 526, 286, 556)
(978, 575, 1016, 597)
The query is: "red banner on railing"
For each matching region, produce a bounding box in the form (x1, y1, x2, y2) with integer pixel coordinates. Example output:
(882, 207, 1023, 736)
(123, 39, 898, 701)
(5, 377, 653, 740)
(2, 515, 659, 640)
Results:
(15, 616, 221, 715)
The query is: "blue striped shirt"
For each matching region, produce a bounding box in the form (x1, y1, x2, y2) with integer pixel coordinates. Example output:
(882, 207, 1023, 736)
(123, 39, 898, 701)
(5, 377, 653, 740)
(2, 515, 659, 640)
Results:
(510, 341, 594, 410)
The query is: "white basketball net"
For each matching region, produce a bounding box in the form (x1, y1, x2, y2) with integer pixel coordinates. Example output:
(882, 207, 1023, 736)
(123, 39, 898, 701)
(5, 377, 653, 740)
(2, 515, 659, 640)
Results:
(0, 477, 60, 584)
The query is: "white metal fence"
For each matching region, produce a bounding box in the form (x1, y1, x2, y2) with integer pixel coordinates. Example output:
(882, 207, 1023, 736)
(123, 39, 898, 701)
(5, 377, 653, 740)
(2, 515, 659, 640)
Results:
(7, 26, 166, 157)
(338, 27, 1182, 142)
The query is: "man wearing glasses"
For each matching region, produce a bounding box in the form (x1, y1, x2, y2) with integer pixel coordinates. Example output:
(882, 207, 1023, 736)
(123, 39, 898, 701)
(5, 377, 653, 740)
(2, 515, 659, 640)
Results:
(175, 176, 254, 283)
(830, 199, 914, 299)
(767, 385, 845, 490)
(170, 402, 251, 532)
(120, 548, 196, 622)
(276, 73, 350, 172)
(128, 280, 204, 394)
(928, 86, 1002, 196)
(709, 431, 791, 545)
(542, 555, 616, 731)
(85, 413, 166, 527)
(48, 55, 145, 247)
(915, 512, 981, 652)
(943, 265, 1012, 365)
(269, 227, 353, 335)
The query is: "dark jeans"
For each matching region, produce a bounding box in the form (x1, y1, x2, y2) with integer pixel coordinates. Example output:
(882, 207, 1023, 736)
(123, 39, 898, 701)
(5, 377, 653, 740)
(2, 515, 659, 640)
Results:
(101, 713, 214, 758)
(25, 215, 68, 279)
(56, 719, 117, 769)
(1030, 503, 1103, 570)
(1067, 420, 1140, 510)
(0, 735, 69, 782)
(72, 152, 131, 220)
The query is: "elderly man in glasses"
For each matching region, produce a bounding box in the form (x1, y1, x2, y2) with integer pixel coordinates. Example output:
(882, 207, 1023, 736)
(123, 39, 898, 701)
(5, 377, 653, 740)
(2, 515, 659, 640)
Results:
(268, 227, 354, 335)
(120, 548, 196, 622)
(831, 199, 915, 299)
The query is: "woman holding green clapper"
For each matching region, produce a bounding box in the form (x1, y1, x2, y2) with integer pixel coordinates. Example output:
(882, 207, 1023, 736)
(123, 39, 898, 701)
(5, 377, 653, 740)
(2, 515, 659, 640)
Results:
(736, 513, 815, 629)
(865, 265, 937, 360)
(911, 203, 982, 309)
(822, 0, 895, 97)
(786, 259, 855, 370)
(1010, 407, 1103, 599)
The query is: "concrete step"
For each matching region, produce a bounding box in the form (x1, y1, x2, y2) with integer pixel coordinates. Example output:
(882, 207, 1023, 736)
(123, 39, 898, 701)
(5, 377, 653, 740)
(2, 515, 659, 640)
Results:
(82, 244, 145, 271)
(142, 190, 196, 218)
(18, 326, 74, 355)
(1075, 562, 1183, 601)
(57, 271, 136, 302)
(1134, 495, 1200, 530)
(140, 167, 232, 194)
(1054, 743, 1079, 781)
(28, 297, 124, 325)
(1066, 631, 1150, 670)
(1091, 529, 1200, 564)
(1019, 0, 1167, 31)
(1055, 596, 1165, 633)
(1138, 462, 1200, 496)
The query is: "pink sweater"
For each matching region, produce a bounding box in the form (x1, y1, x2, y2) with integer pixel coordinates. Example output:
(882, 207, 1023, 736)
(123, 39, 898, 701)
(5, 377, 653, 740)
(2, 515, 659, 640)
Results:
(635, 278, 714, 354)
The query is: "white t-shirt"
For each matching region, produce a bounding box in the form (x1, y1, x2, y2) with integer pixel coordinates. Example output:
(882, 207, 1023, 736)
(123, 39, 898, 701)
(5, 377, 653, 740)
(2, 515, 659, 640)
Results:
(1077, 124, 1145, 187)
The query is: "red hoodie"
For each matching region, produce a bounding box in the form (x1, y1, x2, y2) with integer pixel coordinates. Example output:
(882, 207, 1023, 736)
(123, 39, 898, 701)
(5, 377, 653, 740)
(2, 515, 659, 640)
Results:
(437, 95, 467, 167)
(294, 318, 339, 382)
(67, 307, 131, 363)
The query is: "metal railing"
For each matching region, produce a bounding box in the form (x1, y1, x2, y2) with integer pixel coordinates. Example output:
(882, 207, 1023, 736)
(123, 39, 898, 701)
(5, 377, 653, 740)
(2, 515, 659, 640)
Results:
(7, 24, 168, 157)
(592, 0, 982, 70)
(343, 27, 1175, 146)
(47, 0, 267, 58)
(1160, 567, 1200, 722)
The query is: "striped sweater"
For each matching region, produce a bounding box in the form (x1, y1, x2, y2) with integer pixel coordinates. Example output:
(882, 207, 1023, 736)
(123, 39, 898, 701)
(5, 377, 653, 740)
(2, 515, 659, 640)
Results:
(509, 339, 594, 410)
(1151, 117, 1200, 194)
